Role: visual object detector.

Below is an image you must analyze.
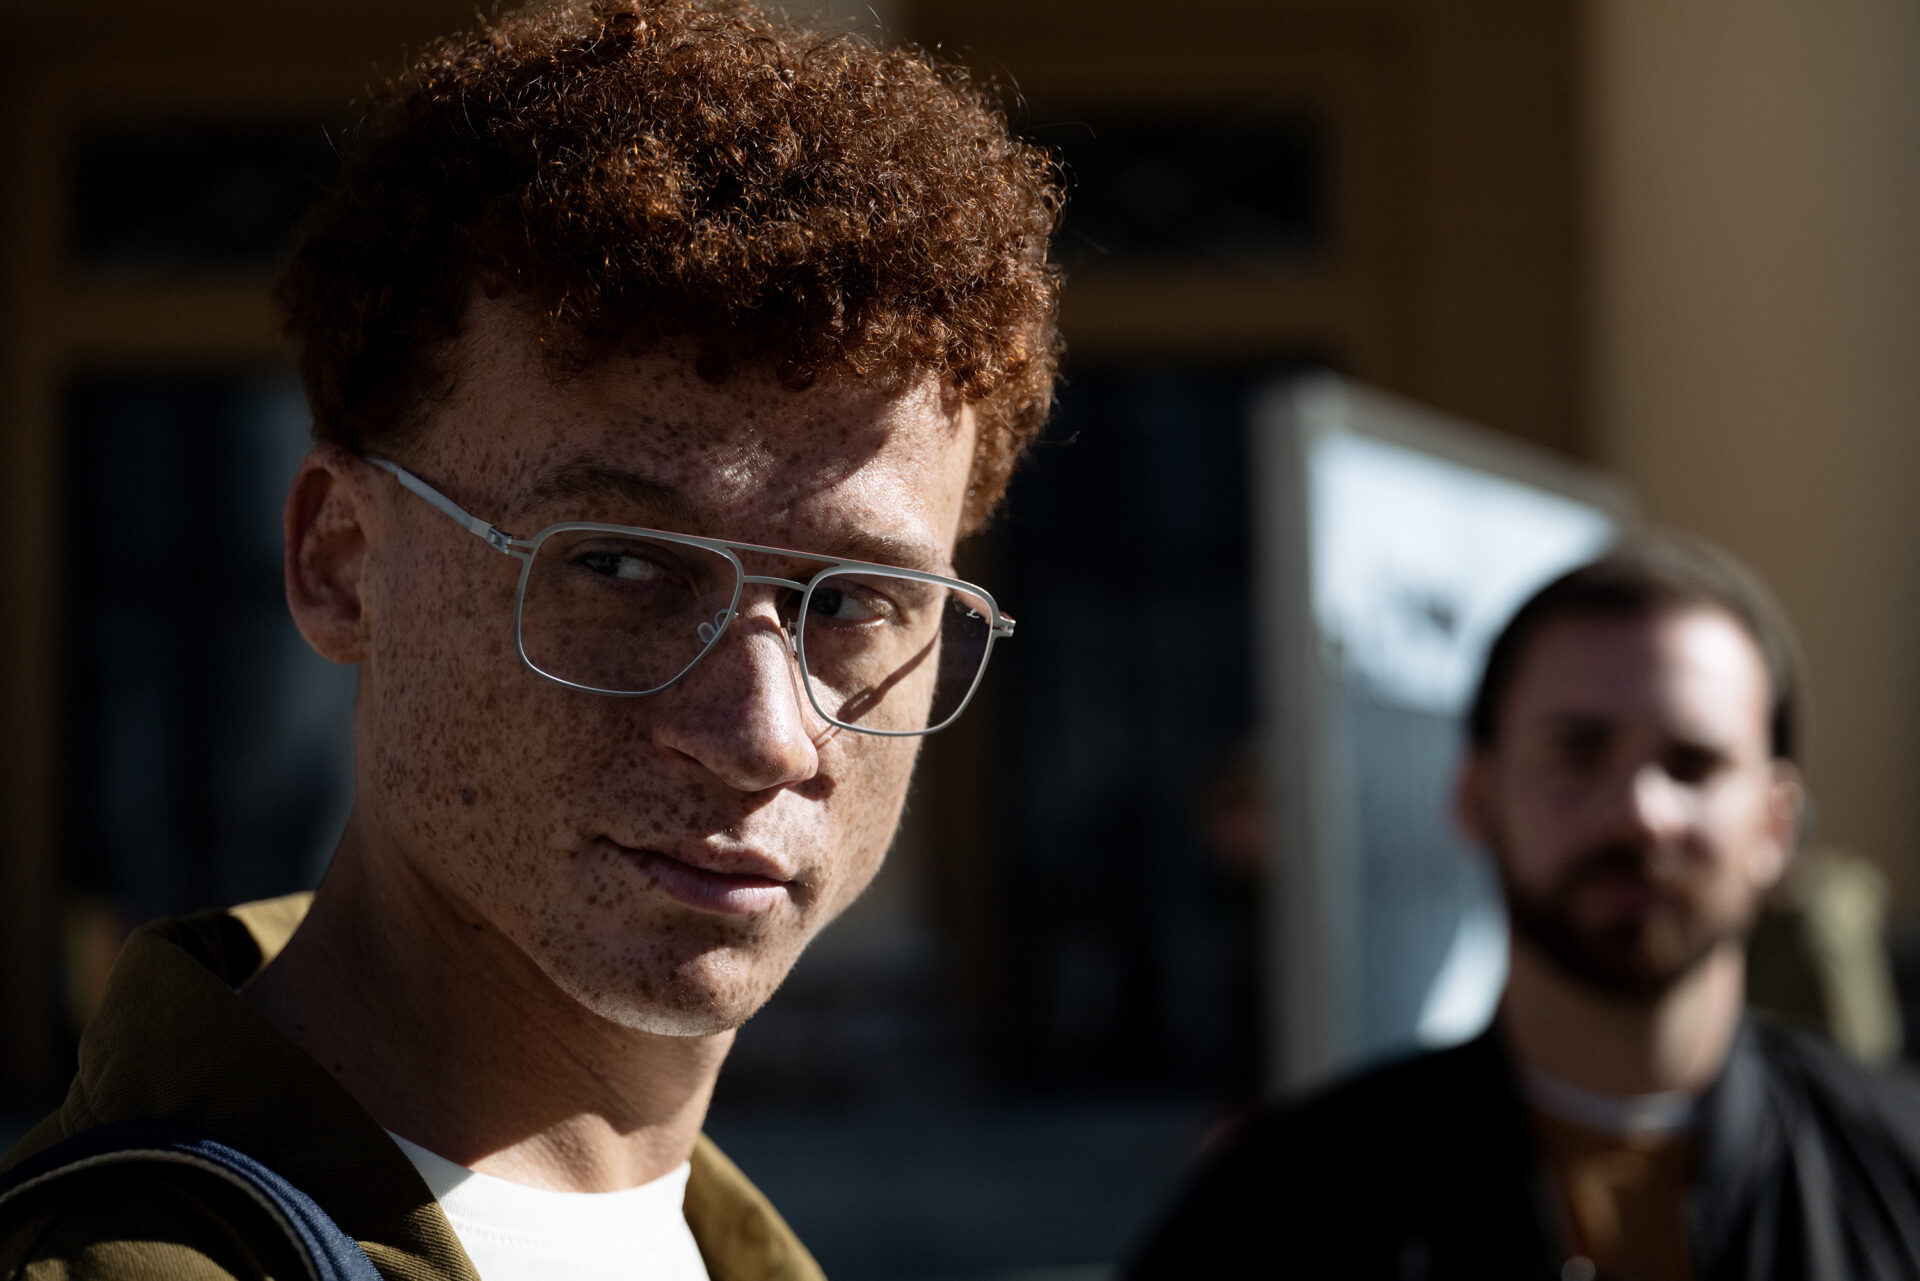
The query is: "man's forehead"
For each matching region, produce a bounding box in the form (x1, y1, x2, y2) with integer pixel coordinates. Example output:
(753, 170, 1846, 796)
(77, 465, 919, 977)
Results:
(417, 300, 976, 561)
(1508, 608, 1770, 738)
(458, 351, 912, 458)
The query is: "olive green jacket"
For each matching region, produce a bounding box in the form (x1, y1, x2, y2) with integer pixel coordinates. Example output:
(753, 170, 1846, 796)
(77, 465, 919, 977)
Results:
(0, 895, 824, 1281)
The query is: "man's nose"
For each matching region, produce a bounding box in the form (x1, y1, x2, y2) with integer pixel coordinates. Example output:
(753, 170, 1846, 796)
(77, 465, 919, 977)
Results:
(651, 593, 821, 791)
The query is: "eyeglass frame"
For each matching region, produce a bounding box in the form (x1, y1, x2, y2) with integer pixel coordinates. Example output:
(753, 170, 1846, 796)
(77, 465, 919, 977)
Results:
(365, 456, 1015, 737)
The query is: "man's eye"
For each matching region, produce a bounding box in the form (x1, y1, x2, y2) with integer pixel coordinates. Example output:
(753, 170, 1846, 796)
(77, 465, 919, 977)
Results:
(1665, 747, 1721, 785)
(576, 550, 669, 582)
(807, 585, 886, 623)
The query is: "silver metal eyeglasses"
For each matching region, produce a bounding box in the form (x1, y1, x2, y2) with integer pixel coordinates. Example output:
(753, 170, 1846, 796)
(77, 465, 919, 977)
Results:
(367, 457, 1014, 737)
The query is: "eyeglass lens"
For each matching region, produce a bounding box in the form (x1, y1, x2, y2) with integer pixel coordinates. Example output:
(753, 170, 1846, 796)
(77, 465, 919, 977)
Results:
(800, 568, 994, 733)
(515, 529, 994, 734)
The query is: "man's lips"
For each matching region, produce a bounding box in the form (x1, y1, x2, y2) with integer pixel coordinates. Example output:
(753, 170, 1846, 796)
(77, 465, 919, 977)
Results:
(1570, 867, 1686, 915)
(601, 838, 793, 916)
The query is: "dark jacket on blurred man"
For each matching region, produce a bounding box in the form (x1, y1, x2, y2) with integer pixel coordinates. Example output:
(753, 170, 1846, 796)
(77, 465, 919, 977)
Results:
(1130, 1019, 1920, 1280)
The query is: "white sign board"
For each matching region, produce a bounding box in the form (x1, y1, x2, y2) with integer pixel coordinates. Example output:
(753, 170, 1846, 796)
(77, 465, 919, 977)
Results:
(1255, 376, 1630, 1091)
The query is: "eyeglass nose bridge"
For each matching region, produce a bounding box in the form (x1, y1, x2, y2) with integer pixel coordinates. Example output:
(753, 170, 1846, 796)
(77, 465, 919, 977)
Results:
(697, 572, 814, 653)
(682, 573, 826, 729)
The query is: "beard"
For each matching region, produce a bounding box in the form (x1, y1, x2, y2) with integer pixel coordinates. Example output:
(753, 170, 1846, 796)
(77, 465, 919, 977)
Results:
(1494, 837, 1754, 1002)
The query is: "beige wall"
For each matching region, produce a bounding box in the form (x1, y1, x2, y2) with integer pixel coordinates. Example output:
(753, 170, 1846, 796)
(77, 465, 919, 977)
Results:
(1585, 3, 1920, 906)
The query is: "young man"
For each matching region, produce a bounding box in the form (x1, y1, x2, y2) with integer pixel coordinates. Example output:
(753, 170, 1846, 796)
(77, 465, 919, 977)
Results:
(1132, 536, 1920, 1280)
(0, 2, 1061, 1277)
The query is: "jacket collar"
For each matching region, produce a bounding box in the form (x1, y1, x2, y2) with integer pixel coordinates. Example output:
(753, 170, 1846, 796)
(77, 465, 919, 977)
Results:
(26, 894, 822, 1281)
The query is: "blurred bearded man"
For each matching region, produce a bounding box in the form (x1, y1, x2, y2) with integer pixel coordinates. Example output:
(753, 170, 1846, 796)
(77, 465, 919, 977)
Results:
(0, 2, 1061, 1278)
(1132, 535, 1920, 1281)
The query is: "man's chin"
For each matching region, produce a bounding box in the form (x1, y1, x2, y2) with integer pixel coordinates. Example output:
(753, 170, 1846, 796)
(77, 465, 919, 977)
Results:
(562, 980, 770, 1037)
(1523, 920, 1716, 1001)
(1554, 951, 1695, 1002)
(538, 950, 788, 1038)
(604, 1003, 752, 1038)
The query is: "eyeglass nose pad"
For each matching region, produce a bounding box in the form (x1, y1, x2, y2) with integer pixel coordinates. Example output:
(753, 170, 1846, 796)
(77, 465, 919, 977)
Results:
(694, 607, 801, 658)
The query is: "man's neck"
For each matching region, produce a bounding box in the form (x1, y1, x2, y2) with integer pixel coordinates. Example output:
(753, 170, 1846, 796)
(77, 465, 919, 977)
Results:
(243, 817, 732, 1193)
(1498, 940, 1746, 1099)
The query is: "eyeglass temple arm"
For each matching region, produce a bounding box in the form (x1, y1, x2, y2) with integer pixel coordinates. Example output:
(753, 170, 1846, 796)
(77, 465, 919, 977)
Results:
(366, 456, 519, 554)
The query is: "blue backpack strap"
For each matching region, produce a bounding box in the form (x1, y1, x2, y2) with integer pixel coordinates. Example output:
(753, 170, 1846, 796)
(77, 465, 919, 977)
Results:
(0, 1119, 383, 1281)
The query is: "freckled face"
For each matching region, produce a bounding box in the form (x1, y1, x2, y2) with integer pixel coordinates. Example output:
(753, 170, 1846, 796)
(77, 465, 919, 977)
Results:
(356, 303, 977, 1034)
(1467, 609, 1795, 999)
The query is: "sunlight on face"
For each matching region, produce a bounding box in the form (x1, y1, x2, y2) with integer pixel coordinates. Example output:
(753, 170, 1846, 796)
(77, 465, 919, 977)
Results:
(360, 301, 979, 1035)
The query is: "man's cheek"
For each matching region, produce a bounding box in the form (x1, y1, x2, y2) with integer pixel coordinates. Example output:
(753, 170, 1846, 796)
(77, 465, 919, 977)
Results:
(829, 742, 920, 887)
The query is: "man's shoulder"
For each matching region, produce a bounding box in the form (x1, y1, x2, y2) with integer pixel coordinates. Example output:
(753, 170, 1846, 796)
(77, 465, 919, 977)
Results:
(1231, 1033, 1510, 1165)
(1751, 1020, 1920, 1153)
(1195, 1039, 1514, 1200)
(1, 1159, 305, 1281)
(0, 891, 457, 1281)
(1125, 1035, 1548, 1279)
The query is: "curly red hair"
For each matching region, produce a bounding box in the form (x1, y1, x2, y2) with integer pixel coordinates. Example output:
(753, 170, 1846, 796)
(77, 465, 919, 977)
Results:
(275, 0, 1063, 529)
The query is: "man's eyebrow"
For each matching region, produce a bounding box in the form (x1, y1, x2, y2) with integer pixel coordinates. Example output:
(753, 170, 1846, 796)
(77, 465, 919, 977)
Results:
(814, 529, 946, 575)
(526, 463, 703, 532)
(525, 461, 948, 573)
(1533, 710, 1615, 739)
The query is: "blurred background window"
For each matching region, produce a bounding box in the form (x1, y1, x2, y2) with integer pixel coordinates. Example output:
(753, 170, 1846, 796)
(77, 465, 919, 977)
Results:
(1045, 109, 1327, 273)
(71, 120, 340, 272)
(993, 367, 1275, 1095)
(60, 374, 355, 1028)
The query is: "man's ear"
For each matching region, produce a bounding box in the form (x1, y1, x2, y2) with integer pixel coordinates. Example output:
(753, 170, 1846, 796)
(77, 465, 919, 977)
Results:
(285, 445, 376, 664)
(1751, 760, 1806, 892)
(1455, 749, 1495, 852)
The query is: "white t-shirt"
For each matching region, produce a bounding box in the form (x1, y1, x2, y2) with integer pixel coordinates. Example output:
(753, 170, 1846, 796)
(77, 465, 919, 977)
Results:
(387, 1132, 712, 1281)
